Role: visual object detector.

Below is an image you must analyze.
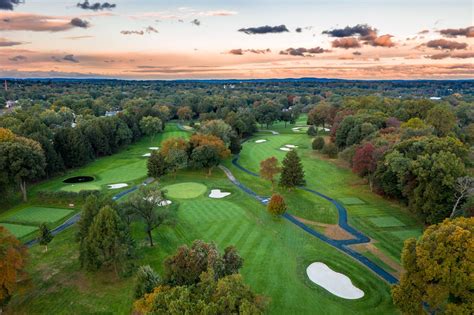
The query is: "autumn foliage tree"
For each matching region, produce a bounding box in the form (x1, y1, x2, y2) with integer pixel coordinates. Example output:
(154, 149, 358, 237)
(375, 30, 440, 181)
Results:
(392, 217, 473, 314)
(351, 143, 385, 191)
(189, 134, 230, 175)
(0, 227, 28, 312)
(267, 194, 287, 216)
(259, 157, 281, 191)
(177, 106, 193, 122)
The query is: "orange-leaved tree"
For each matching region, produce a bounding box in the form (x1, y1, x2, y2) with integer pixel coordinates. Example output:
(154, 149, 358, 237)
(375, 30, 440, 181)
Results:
(260, 157, 281, 191)
(267, 194, 287, 216)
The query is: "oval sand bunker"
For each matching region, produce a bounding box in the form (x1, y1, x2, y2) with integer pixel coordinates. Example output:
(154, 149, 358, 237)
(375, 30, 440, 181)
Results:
(306, 262, 364, 299)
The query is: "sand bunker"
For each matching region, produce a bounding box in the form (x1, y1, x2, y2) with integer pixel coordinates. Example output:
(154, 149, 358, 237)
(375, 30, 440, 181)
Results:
(292, 127, 301, 131)
(142, 153, 151, 157)
(285, 144, 298, 148)
(149, 147, 159, 150)
(306, 262, 364, 299)
(255, 139, 267, 143)
(280, 147, 292, 151)
(108, 183, 129, 189)
(209, 189, 231, 199)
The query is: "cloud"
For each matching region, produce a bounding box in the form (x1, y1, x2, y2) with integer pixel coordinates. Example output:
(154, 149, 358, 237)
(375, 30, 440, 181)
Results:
(199, 10, 237, 17)
(0, 37, 25, 47)
(0, 0, 22, 11)
(295, 27, 302, 33)
(0, 12, 87, 32)
(228, 48, 271, 55)
(77, 1, 116, 11)
(238, 25, 289, 35)
(418, 29, 429, 34)
(426, 51, 474, 59)
(353, 51, 362, 56)
(322, 24, 376, 39)
(426, 39, 468, 50)
(120, 26, 158, 35)
(63, 35, 94, 40)
(52, 54, 80, 63)
(190, 19, 200, 26)
(331, 37, 361, 49)
(439, 26, 474, 38)
(70, 17, 90, 28)
(279, 47, 329, 57)
(8, 55, 26, 62)
(370, 34, 395, 47)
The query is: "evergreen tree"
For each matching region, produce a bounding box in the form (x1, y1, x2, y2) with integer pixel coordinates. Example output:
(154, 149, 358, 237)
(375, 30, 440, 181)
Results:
(279, 150, 305, 189)
(133, 265, 161, 299)
(37, 223, 53, 252)
(82, 206, 133, 276)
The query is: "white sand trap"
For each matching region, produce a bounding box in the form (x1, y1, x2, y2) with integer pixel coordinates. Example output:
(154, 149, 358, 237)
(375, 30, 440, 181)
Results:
(280, 147, 292, 151)
(292, 127, 301, 131)
(149, 147, 159, 150)
(158, 200, 172, 206)
(108, 183, 128, 189)
(209, 189, 231, 199)
(306, 262, 364, 299)
(285, 144, 298, 148)
(142, 153, 151, 157)
(255, 139, 267, 143)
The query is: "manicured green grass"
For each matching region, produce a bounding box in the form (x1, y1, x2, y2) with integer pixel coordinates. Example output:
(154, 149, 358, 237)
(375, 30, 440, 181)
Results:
(390, 229, 422, 240)
(32, 124, 189, 194)
(3, 206, 73, 225)
(369, 216, 406, 228)
(164, 182, 207, 199)
(339, 197, 366, 205)
(8, 170, 397, 314)
(235, 125, 422, 263)
(1, 223, 38, 238)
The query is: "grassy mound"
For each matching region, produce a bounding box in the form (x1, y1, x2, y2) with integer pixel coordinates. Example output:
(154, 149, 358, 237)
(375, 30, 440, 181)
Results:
(164, 182, 207, 199)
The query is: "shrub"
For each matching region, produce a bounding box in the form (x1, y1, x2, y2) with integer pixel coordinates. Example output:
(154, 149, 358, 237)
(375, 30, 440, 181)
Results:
(312, 137, 325, 150)
(322, 142, 338, 158)
(267, 194, 287, 216)
(307, 125, 317, 136)
(134, 265, 161, 299)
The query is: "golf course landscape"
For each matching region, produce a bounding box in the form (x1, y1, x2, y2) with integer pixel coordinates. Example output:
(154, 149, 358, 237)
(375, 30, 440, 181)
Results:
(1, 120, 424, 314)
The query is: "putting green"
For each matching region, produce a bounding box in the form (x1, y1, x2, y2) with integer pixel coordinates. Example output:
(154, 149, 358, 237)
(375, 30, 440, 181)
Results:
(0, 223, 38, 238)
(164, 182, 207, 199)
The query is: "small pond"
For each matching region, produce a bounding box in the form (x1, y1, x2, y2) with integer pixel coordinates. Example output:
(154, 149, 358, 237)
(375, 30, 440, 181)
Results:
(63, 176, 95, 184)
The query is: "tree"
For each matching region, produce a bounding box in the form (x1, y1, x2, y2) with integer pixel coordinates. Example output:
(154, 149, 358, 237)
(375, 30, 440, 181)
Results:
(54, 127, 93, 168)
(307, 125, 317, 136)
(267, 194, 287, 216)
(312, 137, 325, 150)
(307, 102, 332, 128)
(322, 142, 338, 158)
(139, 116, 163, 138)
(259, 157, 281, 191)
(163, 240, 243, 286)
(229, 135, 242, 154)
(451, 176, 474, 218)
(0, 227, 28, 313)
(279, 150, 305, 190)
(177, 106, 193, 121)
(392, 217, 473, 314)
(0, 137, 46, 201)
(426, 104, 457, 137)
(82, 206, 133, 275)
(352, 143, 379, 190)
(198, 119, 233, 145)
(189, 134, 230, 175)
(147, 151, 169, 179)
(37, 223, 53, 252)
(122, 185, 175, 247)
(133, 265, 161, 299)
(254, 102, 281, 128)
(160, 138, 188, 178)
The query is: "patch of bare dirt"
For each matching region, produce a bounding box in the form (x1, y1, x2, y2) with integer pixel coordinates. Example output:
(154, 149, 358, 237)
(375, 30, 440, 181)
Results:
(293, 216, 354, 240)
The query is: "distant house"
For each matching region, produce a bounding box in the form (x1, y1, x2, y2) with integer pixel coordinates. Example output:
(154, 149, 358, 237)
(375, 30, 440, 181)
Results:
(5, 100, 16, 108)
(105, 110, 121, 117)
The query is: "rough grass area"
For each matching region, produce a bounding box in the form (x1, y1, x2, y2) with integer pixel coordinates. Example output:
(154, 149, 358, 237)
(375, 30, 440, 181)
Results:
(164, 182, 207, 199)
(369, 216, 406, 228)
(4, 206, 74, 225)
(0, 222, 38, 238)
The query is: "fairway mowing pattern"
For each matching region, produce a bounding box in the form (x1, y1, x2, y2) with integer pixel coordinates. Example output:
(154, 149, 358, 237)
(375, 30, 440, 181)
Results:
(0, 223, 38, 238)
(390, 229, 422, 240)
(369, 216, 406, 228)
(5, 206, 74, 224)
(165, 182, 207, 199)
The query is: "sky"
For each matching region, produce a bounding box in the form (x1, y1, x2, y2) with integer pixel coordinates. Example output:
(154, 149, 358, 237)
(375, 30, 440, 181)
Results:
(0, 0, 473, 79)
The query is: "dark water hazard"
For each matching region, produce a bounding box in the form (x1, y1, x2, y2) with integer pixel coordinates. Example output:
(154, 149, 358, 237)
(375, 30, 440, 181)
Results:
(63, 176, 94, 184)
